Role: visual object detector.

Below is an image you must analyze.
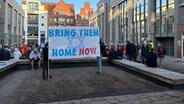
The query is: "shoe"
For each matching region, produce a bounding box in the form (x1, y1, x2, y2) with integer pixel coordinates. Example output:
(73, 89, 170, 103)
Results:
(49, 75, 52, 78)
(96, 71, 101, 76)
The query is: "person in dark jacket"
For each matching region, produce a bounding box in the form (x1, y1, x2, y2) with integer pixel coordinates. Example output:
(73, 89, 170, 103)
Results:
(96, 38, 105, 75)
(126, 40, 136, 61)
(141, 40, 149, 64)
(42, 42, 49, 80)
(0, 44, 10, 61)
(146, 48, 157, 67)
(0, 44, 4, 61)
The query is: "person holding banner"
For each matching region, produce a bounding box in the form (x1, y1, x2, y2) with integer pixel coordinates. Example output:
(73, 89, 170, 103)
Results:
(96, 38, 106, 75)
(42, 42, 52, 80)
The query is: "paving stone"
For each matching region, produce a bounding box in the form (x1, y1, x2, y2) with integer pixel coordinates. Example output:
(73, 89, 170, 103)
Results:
(60, 101, 70, 104)
(115, 96, 129, 102)
(104, 96, 117, 100)
(147, 96, 160, 101)
(124, 94, 139, 100)
(134, 93, 149, 98)
(169, 98, 183, 102)
(151, 101, 163, 104)
(138, 98, 151, 103)
(90, 100, 110, 104)
(91, 97, 105, 102)
(156, 100, 174, 104)
(81, 98, 93, 103)
(71, 99, 83, 104)
(106, 99, 120, 104)
(127, 100, 142, 104)
(48, 102, 60, 104)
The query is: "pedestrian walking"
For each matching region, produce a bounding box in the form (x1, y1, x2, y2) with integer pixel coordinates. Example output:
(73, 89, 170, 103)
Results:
(157, 42, 166, 68)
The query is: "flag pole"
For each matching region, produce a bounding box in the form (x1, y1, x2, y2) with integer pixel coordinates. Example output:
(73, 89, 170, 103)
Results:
(48, 27, 50, 80)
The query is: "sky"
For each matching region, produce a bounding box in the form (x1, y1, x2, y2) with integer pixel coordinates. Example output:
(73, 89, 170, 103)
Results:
(16, 0, 98, 14)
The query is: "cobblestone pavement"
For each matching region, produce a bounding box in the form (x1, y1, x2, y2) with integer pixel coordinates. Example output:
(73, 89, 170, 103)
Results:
(41, 90, 184, 104)
(162, 56, 184, 74)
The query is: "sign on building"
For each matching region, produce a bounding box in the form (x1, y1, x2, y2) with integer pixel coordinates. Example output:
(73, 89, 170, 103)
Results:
(48, 26, 100, 59)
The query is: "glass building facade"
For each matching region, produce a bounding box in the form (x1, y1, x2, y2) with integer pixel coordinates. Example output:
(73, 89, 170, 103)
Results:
(117, 0, 175, 56)
(133, 0, 148, 43)
(155, 0, 175, 56)
(119, 0, 128, 43)
(156, 0, 175, 35)
(92, 0, 184, 57)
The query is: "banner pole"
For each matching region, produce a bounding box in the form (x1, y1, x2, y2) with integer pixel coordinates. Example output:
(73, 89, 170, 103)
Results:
(48, 28, 50, 80)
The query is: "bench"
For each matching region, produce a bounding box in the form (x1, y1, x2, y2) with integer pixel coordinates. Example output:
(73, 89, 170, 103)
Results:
(110, 59, 184, 88)
(0, 58, 109, 74)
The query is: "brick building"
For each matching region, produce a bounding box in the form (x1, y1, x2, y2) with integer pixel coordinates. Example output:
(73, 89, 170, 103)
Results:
(42, 0, 75, 26)
(76, 2, 93, 26)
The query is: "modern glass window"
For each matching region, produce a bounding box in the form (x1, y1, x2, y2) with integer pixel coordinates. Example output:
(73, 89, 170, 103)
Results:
(119, 0, 128, 43)
(156, 0, 175, 34)
(133, 0, 148, 43)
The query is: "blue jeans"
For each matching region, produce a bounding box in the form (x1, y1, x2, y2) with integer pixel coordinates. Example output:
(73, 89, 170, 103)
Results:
(97, 55, 102, 72)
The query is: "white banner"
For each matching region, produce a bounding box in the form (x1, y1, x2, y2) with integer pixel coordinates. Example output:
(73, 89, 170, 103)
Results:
(48, 26, 100, 59)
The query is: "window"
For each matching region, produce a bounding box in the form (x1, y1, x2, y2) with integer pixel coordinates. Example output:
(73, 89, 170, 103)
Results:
(67, 19, 70, 23)
(54, 18, 57, 22)
(28, 2, 38, 13)
(41, 16, 44, 19)
(70, 19, 73, 22)
(41, 23, 44, 26)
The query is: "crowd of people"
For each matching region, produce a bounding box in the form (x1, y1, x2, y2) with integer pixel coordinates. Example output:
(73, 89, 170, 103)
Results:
(101, 40, 166, 68)
(0, 39, 166, 79)
(0, 41, 50, 80)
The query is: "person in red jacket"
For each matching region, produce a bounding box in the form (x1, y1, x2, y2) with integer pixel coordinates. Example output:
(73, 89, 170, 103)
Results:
(119, 43, 125, 59)
(22, 41, 28, 57)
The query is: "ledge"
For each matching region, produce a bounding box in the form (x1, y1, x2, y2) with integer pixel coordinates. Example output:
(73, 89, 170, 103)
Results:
(0, 58, 108, 73)
(111, 59, 184, 86)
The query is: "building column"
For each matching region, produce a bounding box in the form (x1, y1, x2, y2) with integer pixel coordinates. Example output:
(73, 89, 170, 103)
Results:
(4, 1, 8, 45)
(38, 14, 41, 45)
(24, 11, 28, 43)
(128, 0, 134, 41)
(115, 6, 119, 47)
(16, 13, 19, 44)
(109, 8, 113, 44)
(20, 16, 23, 45)
(11, 9, 15, 44)
(148, 0, 156, 41)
